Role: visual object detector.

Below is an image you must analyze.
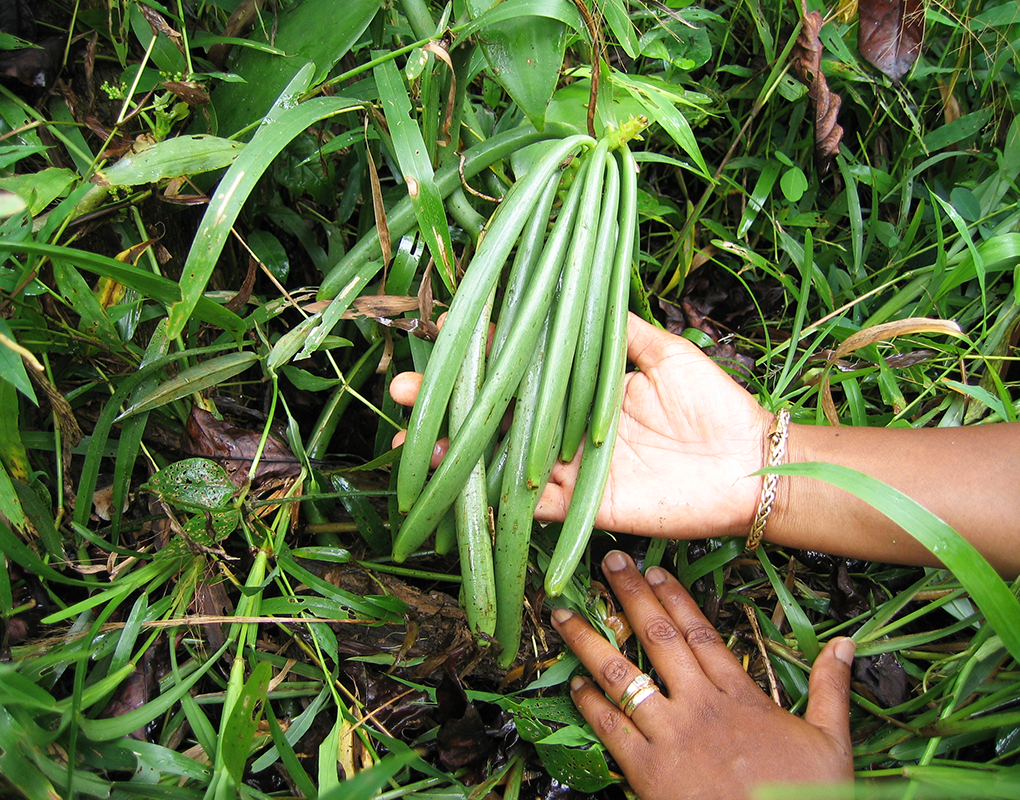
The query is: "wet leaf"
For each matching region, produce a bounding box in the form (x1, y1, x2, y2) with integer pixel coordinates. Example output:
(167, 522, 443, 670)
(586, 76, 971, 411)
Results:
(858, 0, 925, 82)
(534, 738, 616, 793)
(145, 457, 235, 511)
(212, 0, 380, 136)
(168, 69, 362, 338)
(117, 351, 258, 419)
(466, 0, 573, 131)
(96, 134, 243, 187)
(854, 652, 910, 707)
(222, 661, 273, 784)
(183, 407, 301, 489)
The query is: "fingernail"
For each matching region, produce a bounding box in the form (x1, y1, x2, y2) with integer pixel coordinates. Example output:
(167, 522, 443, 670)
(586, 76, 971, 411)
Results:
(834, 637, 856, 667)
(570, 675, 587, 692)
(551, 607, 573, 624)
(645, 566, 668, 586)
(604, 550, 627, 572)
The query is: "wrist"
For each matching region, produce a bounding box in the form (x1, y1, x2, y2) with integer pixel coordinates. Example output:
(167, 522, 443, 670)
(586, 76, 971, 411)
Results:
(746, 409, 792, 550)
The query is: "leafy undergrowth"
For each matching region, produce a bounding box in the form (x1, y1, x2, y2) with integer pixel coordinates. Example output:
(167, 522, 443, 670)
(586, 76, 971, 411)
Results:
(0, 1, 1018, 799)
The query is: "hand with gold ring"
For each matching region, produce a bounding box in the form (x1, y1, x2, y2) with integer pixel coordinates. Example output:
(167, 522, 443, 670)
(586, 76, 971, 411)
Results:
(551, 550, 856, 800)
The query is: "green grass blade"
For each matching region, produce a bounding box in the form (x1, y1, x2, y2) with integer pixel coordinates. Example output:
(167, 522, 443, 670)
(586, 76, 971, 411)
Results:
(0, 240, 244, 335)
(79, 640, 231, 741)
(756, 549, 819, 662)
(116, 351, 257, 419)
(770, 462, 1020, 663)
(374, 57, 456, 292)
(168, 65, 362, 337)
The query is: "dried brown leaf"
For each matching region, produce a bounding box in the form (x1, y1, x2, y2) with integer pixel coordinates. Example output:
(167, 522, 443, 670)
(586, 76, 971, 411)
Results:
(858, 0, 924, 82)
(791, 4, 844, 174)
(183, 407, 300, 489)
(831, 317, 963, 360)
(821, 317, 962, 424)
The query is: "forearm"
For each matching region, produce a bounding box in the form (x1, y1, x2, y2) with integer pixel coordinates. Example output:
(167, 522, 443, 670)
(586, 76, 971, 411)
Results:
(767, 422, 1020, 577)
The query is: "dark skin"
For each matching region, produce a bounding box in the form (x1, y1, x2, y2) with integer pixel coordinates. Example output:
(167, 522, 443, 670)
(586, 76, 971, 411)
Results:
(390, 314, 1020, 799)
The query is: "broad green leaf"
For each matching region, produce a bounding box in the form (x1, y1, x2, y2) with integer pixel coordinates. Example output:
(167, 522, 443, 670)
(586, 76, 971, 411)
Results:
(923, 108, 993, 153)
(600, 0, 641, 58)
(0, 463, 28, 533)
(0, 664, 59, 711)
(770, 462, 1020, 664)
(51, 261, 123, 350)
(221, 661, 273, 785)
(331, 474, 388, 554)
(0, 708, 60, 800)
(534, 740, 615, 793)
(459, 0, 584, 43)
(0, 167, 76, 215)
(613, 72, 710, 178)
(467, 0, 569, 130)
(212, 0, 380, 136)
(128, 2, 187, 75)
(117, 351, 258, 419)
(936, 232, 1020, 299)
(168, 67, 361, 338)
(0, 317, 35, 402)
(96, 135, 245, 187)
(145, 458, 236, 511)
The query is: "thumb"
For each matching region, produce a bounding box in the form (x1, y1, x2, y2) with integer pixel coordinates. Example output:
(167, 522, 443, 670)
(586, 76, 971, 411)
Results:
(804, 637, 855, 750)
(626, 313, 679, 370)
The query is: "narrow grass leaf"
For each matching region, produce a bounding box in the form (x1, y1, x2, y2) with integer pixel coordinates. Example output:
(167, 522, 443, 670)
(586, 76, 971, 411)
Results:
(768, 462, 1020, 664)
(0, 240, 243, 335)
(117, 352, 257, 420)
(756, 551, 820, 662)
(374, 58, 456, 291)
(80, 640, 231, 741)
(317, 750, 418, 800)
(930, 192, 986, 306)
(168, 66, 361, 337)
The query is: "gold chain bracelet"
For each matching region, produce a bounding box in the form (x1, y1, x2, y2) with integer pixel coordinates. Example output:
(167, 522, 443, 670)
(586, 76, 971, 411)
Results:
(746, 408, 791, 552)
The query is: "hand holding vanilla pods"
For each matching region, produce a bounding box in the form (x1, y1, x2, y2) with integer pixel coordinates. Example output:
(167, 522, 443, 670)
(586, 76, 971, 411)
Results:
(391, 312, 1020, 800)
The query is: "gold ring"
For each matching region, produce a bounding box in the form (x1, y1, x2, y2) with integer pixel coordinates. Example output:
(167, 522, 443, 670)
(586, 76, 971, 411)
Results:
(623, 684, 659, 717)
(618, 673, 658, 716)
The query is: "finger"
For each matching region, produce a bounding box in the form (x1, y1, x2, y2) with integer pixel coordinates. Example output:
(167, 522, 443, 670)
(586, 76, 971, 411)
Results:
(601, 552, 721, 690)
(390, 429, 449, 469)
(625, 313, 683, 372)
(550, 607, 667, 730)
(643, 565, 757, 692)
(804, 637, 855, 755)
(568, 674, 652, 765)
(389, 371, 423, 407)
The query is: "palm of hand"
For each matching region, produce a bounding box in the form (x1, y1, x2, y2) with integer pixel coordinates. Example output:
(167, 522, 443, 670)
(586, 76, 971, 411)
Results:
(538, 317, 774, 539)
